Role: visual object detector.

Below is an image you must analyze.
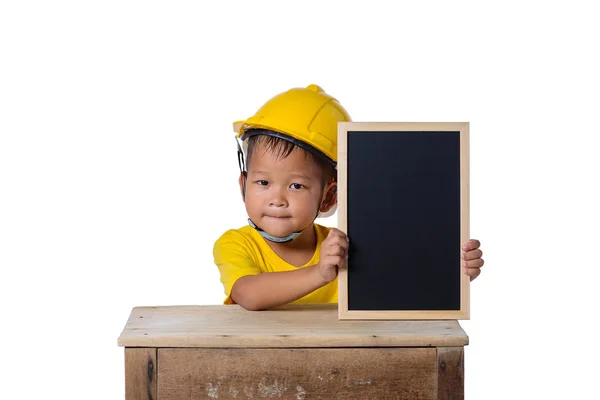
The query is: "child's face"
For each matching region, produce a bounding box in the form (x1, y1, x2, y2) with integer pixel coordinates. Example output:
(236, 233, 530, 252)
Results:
(240, 142, 333, 238)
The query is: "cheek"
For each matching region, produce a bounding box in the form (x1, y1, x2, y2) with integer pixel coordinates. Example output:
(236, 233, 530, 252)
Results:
(291, 191, 321, 211)
(241, 191, 258, 211)
(245, 194, 260, 208)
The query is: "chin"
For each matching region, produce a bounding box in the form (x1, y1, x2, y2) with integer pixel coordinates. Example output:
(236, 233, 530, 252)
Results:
(259, 216, 301, 237)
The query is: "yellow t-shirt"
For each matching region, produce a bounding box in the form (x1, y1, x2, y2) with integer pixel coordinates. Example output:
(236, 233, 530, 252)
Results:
(213, 223, 338, 305)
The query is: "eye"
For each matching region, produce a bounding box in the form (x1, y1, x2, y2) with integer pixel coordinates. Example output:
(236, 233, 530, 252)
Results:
(290, 183, 305, 190)
(256, 180, 268, 186)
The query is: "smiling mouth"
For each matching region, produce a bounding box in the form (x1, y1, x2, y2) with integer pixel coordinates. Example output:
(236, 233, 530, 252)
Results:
(265, 216, 291, 219)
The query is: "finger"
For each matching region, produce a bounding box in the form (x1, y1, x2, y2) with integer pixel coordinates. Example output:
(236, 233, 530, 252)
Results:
(336, 255, 345, 267)
(329, 228, 349, 242)
(323, 230, 342, 245)
(462, 258, 484, 269)
(325, 236, 350, 252)
(462, 239, 481, 251)
(324, 256, 344, 269)
(337, 238, 350, 252)
(464, 267, 481, 281)
(325, 247, 346, 258)
(461, 249, 483, 261)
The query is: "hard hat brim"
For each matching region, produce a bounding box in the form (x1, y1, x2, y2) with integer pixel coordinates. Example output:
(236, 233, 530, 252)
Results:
(238, 128, 337, 170)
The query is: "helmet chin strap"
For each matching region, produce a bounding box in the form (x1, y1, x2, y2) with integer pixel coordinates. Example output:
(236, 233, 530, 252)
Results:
(247, 218, 307, 243)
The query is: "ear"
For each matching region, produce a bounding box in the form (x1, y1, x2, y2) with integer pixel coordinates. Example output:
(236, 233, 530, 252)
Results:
(238, 172, 247, 202)
(320, 181, 338, 213)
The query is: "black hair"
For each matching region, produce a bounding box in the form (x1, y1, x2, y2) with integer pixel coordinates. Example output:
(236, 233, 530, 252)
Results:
(245, 133, 336, 186)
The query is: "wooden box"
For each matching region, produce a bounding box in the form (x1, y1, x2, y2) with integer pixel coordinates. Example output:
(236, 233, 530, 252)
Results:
(118, 303, 468, 399)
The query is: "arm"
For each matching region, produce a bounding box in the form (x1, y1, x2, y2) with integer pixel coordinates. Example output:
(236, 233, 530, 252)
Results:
(231, 228, 350, 311)
(214, 228, 348, 310)
(231, 265, 328, 311)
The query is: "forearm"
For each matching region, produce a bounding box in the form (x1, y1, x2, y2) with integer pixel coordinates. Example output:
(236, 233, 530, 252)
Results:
(231, 265, 327, 311)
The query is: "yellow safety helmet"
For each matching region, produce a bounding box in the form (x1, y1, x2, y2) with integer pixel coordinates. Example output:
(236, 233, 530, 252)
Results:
(233, 84, 352, 166)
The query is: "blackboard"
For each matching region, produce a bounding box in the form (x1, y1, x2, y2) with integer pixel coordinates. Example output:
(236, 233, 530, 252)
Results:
(337, 123, 470, 320)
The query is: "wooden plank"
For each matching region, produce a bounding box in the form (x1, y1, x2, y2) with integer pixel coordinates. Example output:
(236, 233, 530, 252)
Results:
(158, 348, 438, 400)
(125, 348, 157, 400)
(338, 309, 469, 320)
(437, 347, 464, 400)
(337, 122, 349, 318)
(117, 304, 468, 348)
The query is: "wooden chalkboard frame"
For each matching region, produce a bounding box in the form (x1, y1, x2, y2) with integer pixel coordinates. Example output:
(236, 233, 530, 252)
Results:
(337, 122, 470, 320)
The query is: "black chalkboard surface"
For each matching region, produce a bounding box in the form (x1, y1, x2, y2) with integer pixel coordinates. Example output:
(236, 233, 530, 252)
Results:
(337, 123, 470, 320)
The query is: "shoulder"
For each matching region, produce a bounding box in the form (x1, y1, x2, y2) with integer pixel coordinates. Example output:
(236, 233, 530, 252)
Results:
(214, 225, 256, 250)
(214, 225, 254, 242)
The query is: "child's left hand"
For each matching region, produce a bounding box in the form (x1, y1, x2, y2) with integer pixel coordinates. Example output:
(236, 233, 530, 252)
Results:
(461, 239, 484, 281)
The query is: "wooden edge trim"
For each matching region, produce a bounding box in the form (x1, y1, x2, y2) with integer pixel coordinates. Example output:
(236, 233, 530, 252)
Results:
(125, 347, 157, 400)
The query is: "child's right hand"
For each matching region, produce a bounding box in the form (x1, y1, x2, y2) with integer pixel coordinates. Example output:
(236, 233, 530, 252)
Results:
(316, 228, 349, 284)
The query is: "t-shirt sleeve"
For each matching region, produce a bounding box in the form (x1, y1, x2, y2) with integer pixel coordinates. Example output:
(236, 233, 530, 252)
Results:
(213, 230, 262, 304)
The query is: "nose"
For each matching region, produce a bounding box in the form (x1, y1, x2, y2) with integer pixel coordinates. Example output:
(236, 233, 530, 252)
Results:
(269, 186, 288, 207)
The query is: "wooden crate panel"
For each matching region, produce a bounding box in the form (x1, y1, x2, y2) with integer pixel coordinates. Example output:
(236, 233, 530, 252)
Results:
(158, 348, 438, 399)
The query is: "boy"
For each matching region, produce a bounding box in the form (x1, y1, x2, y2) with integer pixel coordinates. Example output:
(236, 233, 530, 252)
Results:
(214, 84, 484, 311)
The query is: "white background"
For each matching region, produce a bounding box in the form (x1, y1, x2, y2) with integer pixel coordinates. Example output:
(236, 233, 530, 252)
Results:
(1, 1, 599, 399)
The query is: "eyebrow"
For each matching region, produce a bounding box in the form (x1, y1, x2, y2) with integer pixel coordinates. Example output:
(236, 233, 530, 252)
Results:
(251, 170, 312, 180)
(289, 173, 312, 180)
